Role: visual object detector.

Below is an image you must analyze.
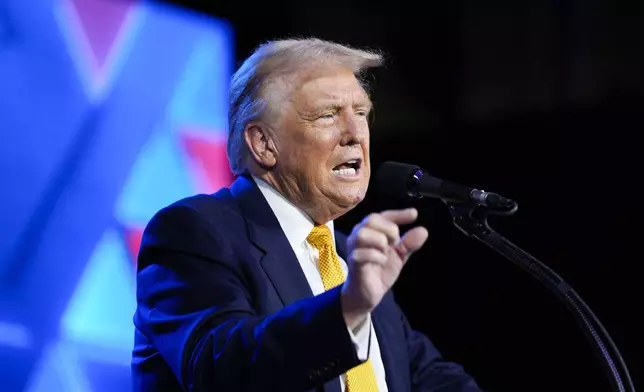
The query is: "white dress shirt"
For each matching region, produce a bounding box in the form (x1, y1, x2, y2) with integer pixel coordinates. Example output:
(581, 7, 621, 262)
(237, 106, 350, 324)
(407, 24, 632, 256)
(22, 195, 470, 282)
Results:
(254, 176, 388, 392)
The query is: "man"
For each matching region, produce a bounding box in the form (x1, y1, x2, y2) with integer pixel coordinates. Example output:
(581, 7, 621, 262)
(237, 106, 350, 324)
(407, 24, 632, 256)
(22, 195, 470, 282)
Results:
(132, 38, 483, 392)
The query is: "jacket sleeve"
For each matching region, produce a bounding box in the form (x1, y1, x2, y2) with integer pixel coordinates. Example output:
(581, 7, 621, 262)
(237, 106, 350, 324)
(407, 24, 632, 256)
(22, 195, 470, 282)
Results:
(396, 303, 484, 392)
(133, 204, 362, 392)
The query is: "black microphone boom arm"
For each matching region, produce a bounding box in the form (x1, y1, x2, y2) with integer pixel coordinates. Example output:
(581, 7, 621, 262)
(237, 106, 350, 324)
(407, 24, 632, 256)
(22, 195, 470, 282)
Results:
(375, 161, 634, 391)
(447, 202, 634, 392)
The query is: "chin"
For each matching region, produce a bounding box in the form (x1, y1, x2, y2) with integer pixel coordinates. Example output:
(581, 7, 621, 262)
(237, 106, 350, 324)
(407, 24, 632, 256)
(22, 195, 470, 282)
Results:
(340, 188, 367, 207)
(321, 180, 368, 210)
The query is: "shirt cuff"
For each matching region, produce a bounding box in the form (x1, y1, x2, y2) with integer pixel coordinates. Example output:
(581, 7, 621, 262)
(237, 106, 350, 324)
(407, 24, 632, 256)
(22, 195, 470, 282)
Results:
(347, 313, 372, 361)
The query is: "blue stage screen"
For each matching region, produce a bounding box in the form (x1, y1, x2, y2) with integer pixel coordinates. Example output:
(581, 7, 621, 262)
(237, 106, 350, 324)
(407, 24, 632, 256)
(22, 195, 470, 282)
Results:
(0, 0, 234, 390)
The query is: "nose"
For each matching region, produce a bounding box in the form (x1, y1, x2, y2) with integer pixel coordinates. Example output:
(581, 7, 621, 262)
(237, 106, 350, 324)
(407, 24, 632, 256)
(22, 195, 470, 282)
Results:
(340, 112, 368, 146)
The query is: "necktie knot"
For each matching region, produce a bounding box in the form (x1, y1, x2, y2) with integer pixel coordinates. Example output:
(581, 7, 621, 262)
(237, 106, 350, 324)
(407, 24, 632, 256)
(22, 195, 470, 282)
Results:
(307, 225, 333, 249)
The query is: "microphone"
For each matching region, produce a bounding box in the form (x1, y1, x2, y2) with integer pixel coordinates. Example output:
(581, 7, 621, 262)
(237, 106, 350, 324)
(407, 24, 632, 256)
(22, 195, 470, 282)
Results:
(376, 161, 518, 214)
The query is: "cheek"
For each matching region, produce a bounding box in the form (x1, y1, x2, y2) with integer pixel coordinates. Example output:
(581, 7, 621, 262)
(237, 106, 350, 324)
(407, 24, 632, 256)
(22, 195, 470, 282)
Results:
(301, 130, 340, 158)
(282, 137, 334, 177)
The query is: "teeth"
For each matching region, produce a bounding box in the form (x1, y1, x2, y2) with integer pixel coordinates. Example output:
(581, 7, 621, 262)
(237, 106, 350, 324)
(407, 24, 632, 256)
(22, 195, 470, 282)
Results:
(333, 167, 357, 176)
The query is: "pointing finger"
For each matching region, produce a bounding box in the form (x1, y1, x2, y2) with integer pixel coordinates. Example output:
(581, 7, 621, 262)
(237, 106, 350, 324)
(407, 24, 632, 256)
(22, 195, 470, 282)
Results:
(362, 213, 401, 245)
(380, 208, 419, 226)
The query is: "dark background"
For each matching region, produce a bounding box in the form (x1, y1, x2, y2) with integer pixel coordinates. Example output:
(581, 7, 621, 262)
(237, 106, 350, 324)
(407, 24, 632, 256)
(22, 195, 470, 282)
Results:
(166, 1, 642, 390)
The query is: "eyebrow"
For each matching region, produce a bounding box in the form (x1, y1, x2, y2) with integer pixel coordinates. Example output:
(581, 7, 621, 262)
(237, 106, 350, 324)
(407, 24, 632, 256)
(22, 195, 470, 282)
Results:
(355, 98, 373, 110)
(317, 96, 372, 111)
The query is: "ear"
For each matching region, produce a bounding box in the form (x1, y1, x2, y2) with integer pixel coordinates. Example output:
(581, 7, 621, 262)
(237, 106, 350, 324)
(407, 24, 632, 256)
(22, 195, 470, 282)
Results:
(244, 123, 277, 169)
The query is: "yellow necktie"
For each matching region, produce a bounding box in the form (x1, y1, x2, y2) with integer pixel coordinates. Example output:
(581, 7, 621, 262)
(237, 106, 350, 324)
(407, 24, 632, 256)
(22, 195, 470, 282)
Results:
(307, 225, 379, 392)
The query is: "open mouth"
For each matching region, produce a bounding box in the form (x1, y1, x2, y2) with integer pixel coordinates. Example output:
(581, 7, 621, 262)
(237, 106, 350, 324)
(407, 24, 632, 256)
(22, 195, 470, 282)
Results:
(332, 158, 362, 177)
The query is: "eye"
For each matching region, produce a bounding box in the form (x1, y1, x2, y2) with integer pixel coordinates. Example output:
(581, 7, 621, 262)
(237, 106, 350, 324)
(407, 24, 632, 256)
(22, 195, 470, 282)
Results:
(317, 112, 336, 123)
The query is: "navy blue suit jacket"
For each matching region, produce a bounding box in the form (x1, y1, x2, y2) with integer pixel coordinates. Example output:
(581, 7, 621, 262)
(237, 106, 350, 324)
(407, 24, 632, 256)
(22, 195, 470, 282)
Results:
(132, 175, 483, 392)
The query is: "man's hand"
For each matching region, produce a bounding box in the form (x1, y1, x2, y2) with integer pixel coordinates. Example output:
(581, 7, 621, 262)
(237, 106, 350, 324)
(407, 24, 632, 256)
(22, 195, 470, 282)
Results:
(341, 208, 429, 329)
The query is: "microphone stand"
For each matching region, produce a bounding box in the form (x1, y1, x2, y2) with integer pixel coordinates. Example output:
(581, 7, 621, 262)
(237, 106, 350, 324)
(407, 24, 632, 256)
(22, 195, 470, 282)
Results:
(445, 202, 635, 392)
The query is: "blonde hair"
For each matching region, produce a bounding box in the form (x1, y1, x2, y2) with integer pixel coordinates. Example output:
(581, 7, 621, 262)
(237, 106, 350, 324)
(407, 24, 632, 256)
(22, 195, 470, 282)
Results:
(226, 38, 384, 175)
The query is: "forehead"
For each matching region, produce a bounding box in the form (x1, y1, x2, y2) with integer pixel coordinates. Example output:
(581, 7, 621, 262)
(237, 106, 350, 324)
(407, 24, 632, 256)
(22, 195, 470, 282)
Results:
(292, 68, 371, 107)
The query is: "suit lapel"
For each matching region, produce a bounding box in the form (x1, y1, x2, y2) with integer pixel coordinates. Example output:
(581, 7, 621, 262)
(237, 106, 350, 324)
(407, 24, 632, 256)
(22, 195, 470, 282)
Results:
(233, 179, 371, 392)
(372, 302, 406, 392)
(231, 176, 314, 306)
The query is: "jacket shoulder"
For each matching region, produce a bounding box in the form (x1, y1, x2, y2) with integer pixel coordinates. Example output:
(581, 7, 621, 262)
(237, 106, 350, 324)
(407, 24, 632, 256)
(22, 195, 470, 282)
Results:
(152, 187, 241, 227)
(136, 188, 245, 269)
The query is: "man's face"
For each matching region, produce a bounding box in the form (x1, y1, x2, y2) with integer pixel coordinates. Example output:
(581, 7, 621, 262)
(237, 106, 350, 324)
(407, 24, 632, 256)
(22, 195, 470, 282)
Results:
(272, 67, 372, 220)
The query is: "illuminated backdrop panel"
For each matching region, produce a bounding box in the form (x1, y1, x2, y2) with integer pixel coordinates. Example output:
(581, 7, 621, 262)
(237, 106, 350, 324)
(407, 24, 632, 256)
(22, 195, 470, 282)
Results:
(0, 0, 234, 390)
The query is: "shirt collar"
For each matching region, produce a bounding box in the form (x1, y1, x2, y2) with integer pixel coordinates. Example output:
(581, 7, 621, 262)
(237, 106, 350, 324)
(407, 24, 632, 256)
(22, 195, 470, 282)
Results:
(253, 175, 335, 250)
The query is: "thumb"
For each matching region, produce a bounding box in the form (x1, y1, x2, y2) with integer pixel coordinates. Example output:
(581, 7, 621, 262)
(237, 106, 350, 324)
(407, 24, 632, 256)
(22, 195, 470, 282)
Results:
(395, 226, 429, 261)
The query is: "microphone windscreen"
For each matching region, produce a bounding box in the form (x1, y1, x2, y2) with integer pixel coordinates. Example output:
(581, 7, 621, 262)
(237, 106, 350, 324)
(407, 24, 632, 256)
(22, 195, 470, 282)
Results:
(375, 161, 420, 198)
